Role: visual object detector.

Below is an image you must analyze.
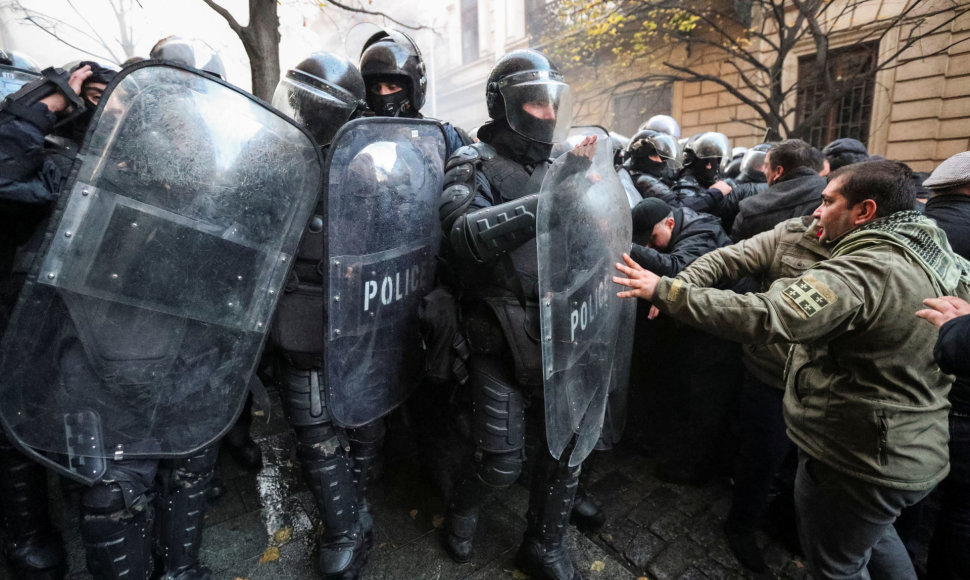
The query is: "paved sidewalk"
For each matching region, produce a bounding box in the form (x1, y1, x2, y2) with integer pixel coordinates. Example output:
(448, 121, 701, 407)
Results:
(16, 396, 813, 580)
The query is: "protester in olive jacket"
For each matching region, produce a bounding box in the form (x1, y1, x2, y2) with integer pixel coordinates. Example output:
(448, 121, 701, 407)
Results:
(675, 215, 831, 572)
(616, 161, 966, 580)
(731, 139, 826, 242)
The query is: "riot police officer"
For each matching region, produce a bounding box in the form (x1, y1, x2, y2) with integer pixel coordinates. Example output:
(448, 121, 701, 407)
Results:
(625, 128, 679, 201)
(438, 49, 588, 580)
(0, 61, 115, 579)
(671, 131, 730, 201)
(269, 53, 379, 580)
(359, 29, 469, 156)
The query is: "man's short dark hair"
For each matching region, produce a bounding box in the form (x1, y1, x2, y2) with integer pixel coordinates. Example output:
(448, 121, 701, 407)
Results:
(767, 139, 823, 174)
(829, 160, 916, 218)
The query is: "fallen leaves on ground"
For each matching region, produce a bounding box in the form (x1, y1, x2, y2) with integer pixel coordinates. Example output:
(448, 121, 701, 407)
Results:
(259, 546, 280, 563)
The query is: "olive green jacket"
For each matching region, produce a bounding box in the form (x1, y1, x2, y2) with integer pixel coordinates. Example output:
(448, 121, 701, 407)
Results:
(652, 212, 964, 490)
(676, 216, 831, 388)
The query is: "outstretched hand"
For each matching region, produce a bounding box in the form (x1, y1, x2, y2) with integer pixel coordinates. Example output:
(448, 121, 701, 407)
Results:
(916, 296, 970, 329)
(570, 134, 597, 160)
(613, 253, 660, 300)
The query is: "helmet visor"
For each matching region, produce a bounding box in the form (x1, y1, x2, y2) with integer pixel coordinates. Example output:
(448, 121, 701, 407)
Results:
(273, 71, 359, 147)
(501, 79, 572, 144)
(692, 133, 730, 160)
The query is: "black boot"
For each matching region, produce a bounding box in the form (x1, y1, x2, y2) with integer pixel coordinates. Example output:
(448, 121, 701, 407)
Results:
(154, 448, 218, 580)
(569, 486, 604, 532)
(442, 472, 499, 564)
(514, 456, 582, 580)
(303, 454, 369, 580)
(0, 445, 67, 580)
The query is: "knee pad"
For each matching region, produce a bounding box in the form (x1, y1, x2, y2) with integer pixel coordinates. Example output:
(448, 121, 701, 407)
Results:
(294, 423, 344, 463)
(476, 449, 523, 488)
(81, 481, 145, 517)
(158, 446, 218, 493)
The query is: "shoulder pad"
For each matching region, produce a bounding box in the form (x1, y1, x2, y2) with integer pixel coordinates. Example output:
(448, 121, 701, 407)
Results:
(445, 142, 495, 172)
(439, 182, 474, 230)
(444, 162, 474, 188)
(785, 216, 813, 232)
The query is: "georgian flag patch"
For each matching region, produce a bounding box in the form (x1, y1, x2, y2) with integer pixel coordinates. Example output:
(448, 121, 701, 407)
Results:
(782, 276, 836, 319)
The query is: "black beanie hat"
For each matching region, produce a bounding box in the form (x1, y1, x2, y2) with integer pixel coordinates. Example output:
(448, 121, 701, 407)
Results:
(822, 138, 869, 172)
(632, 197, 672, 241)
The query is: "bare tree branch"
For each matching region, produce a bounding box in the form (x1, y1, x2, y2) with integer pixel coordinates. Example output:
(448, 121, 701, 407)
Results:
(320, 0, 429, 31)
(201, 0, 243, 35)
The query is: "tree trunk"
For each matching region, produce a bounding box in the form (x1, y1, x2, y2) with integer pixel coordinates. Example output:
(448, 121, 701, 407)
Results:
(242, 0, 281, 101)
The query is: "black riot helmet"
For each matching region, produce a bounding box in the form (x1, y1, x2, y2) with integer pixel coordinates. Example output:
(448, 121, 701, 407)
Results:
(739, 143, 771, 182)
(682, 132, 729, 188)
(627, 129, 679, 177)
(272, 52, 367, 148)
(359, 29, 426, 117)
(485, 49, 572, 144)
(639, 114, 681, 139)
(150, 36, 226, 79)
(683, 132, 730, 165)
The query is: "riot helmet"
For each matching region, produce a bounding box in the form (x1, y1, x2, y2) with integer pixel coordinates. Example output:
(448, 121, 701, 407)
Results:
(683, 132, 729, 164)
(739, 143, 771, 182)
(359, 29, 426, 116)
(627, 129, 678, 177)
(485, 49, 572, 144)
(683, 132, 729, 187)
(150, 36, 226, 79)
(273, 52, 367, 148)
(6, 51, 41, 72)
(639, 114, 681, 139)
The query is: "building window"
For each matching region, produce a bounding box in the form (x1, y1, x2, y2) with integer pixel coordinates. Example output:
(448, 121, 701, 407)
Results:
(612, 84, 673, 137)
(461, 0, 479, 64)
(796, 43, 877, 149)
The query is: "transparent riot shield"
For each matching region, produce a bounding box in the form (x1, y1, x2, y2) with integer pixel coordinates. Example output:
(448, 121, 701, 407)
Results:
(537, 127, 633, 466)
(325, 117, 446, 427)
(0, 65, 41, 98)
(0, 62, 323, 483)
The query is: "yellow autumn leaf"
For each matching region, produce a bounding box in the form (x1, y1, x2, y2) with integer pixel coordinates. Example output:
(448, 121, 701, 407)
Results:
(512, 570, 529, 580)
(590, 560, 606, 572)
(409, 509, 419, 519)
(431, 514, 445, 528)
(259, 546, 280, 563)
(273, 527, 292, 544)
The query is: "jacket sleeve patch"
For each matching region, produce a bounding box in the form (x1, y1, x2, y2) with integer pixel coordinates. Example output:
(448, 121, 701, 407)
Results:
(781, 275, 836, 319)
(667, 278, 684, 302)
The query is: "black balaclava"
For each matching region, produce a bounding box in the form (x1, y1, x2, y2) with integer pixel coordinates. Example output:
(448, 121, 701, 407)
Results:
(630, 145, 666, 179)
(479, 117, 553, 168)
(684, 151, 719, 188)
(367, 75, 414, 118)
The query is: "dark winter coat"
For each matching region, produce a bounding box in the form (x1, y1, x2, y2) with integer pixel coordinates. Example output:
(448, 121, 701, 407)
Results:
(925, 194, 970, 260)
(630, 207, 731, 277)
(730, 166, 826, 242)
